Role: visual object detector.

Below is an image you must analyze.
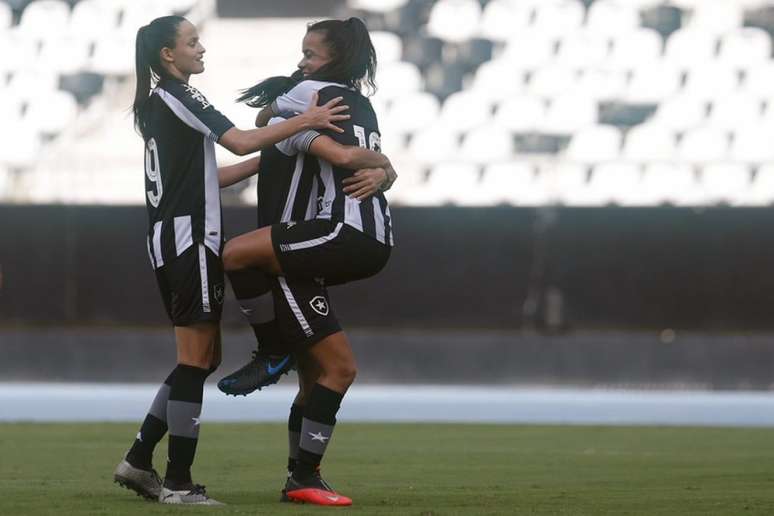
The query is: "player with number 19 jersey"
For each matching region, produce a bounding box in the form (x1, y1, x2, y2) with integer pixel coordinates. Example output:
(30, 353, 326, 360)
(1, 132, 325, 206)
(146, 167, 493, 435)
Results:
(143, 77, 234, 325)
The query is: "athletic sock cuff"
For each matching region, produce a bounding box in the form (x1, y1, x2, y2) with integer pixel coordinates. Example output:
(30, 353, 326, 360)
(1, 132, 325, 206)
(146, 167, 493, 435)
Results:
(169, 364, 209, 403)
(304, 384, 344, 425)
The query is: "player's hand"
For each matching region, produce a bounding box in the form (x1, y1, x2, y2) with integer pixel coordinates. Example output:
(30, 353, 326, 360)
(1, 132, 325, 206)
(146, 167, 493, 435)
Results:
(343, 168, 388, 201)
(303, 92, 350, 133)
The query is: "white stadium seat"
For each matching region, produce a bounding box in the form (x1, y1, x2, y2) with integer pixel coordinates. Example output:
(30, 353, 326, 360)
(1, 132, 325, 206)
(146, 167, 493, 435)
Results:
(575, 69, 628, 102)
(375, 61, 422, 100)
(678, 127, 730, 164)
(69, 0, 119, 39)
(539, 94, 597, 134)
(586, 162, 642, 206)
(741, 63, 774, 99)
(348, 0, 409, 12)
(555, 32, 610, 68)
(609, 29, 663, 70)
(421, 162, 482, 206)
(730, 125, 774, 163)
(493, 96, 545, 133)
(718, 28, 772, 68)
(623, 125, 677, 163)
(370, 31, 403, 64)
(684, 2, 744, 34)
(542, 162, 590, 205)
(532, 0, 585, 38)
(408, 125, 460, 166)
(528, 66, 578, 98)
(383, 92, 440, 136)
(438, 91, 494, 133)
(19, 0, 71, 39)
(38, 36, 92, 74)
(746, 164, 774, 206)
(625, 64, 682, 104)
(707, 95, 762, 132)
(585, 1, 640, 36)
(0, 125, 41, 169)
(0, 2, 12, 31)
(700, 163, 752, 205)
(471, 59, 528, 101)
(636, 163, 701, 206)
(682, 64, 740, 101)
(23, 90, 78, 135)
(650, 95, 708, 133)
(90, 36, 135, 75)
(479, 0, 533, 42)
(501, 32, 557, 70)
(427, 0, 482, 43)
(565, 125, 622, 165)
(7, 70, 60, 97)
(479, 161, 548, 206)
(459, 127, 514, 165)
(664, 29, 718, 68)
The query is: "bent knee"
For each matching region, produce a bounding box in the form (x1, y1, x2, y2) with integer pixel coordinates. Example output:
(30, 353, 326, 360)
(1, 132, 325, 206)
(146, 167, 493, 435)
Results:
(222, 241, 242, 271)
(328, 363, 357, 387)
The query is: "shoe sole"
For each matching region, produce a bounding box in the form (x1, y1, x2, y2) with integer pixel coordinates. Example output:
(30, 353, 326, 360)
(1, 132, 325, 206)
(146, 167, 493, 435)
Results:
(286, 488, 352, 506)
(114, 474, 158, 501)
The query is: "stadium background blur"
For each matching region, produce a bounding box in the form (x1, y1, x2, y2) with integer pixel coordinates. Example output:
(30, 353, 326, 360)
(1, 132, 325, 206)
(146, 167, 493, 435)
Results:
(2, 0, 774, 389)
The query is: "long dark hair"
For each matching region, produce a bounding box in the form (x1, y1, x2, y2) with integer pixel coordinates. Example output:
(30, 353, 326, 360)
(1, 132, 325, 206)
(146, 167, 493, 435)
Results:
(133, 15, 186, 138)
(237, 17, 377, 108)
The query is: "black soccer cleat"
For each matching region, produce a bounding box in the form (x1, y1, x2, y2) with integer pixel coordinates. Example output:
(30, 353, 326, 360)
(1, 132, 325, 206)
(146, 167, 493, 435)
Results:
(217, 350, 295, 396)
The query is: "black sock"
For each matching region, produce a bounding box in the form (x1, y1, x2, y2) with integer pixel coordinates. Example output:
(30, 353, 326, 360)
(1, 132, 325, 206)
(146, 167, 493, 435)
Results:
(295, 384, 344, 480)
(126, 368, 176, 469)
(228, 268, 284, 356)
(165, 364, 208, 485)
(287, 403, 304, 473)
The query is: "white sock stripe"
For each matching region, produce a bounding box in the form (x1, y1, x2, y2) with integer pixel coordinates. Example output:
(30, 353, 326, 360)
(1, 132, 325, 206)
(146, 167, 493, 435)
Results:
(279, 223, 343, 252)
(278, 277, 313, 337)
(198, 244, 211, 313)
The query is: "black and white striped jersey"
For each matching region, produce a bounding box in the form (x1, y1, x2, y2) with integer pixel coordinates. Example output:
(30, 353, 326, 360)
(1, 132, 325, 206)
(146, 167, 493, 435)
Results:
(272, 80, 394, 246)
(254, 117, 320, 229)
(143, 78, 234, 269)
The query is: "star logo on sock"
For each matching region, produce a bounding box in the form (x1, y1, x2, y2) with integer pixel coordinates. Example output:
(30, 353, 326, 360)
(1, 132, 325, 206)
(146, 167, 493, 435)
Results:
(308, 431, 329, 443)
(192, 417, 201, 426)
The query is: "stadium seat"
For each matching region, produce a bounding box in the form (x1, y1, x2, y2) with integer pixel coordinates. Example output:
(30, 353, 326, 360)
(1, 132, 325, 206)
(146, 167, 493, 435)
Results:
(637, 163, 701, 206)
(730, 125, 774, 163)
(575, 69, 627, 101)
(7, 70, 60, 97)
(555, 32, 610, 68)
(438, 91, 494, 133)
(459, 127, 514, 165)
(478, 0, 533, 42)
(684, 2, 743, 34)
(608, 29, 664, 69)
(374, 61, 423, 99)
(90, 37, 135, 76)
(585, 0, 640, 36)
(0, 125, 41, 169)
(18, 0, 71, 39)
(408, 124, 460, 166)
(370, 31, 403, 64)
(38, 36, 92, 74)
(0, 2, 12, 31)
(745, 164, 774, 206)
(471, 59, 528, 101)
(664, 29, 719, 68)
(23, 90, 78, 136)
(421, 162, 482, 206)
(707, 95, 762, 132)
(542, 162, 589, 205)
(493, 96, 545, 133)
(426, 0, 482, 43)
(480, 161, 550, 206)
(678, 127, 730, 164)
(539, 94, 597, 135)
(740, 63, 774, 99)
(622, 124, 677, 163)
(383, 92, 440, 136)
(501, 32, 557, 70)
(700, 163, 752, 206)
(528, 66, 579, 99)
(718, 28, 772, 68)
(586, 162, 643, 206)
(348, 0, 409, 12)
(650, 95, 708, 133)
(532, 0, 585, 38)
(564, 125, 622, 165)
(69, 0, 119, 39)
(682, 64, 740, 101)
(625, 64, 682, 104)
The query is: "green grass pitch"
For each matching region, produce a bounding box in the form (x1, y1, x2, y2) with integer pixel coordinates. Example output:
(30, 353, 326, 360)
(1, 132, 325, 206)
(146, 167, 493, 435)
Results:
(2, 422, 774, 515)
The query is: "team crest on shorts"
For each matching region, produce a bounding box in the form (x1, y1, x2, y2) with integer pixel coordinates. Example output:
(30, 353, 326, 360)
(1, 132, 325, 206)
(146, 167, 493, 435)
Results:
(213, 283, 225, 305)
(310, 296, 329, 316)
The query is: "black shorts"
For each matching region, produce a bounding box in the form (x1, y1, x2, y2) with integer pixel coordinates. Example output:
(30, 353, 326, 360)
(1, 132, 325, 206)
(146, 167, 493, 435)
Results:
(270, 219, 390, 349)
(271, 219, 391, 286)
(154, 243, 225, 326)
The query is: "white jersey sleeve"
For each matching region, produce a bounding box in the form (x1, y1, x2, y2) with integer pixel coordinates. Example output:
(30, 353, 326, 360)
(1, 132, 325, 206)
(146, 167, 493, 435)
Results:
(271, 116, 320, 156)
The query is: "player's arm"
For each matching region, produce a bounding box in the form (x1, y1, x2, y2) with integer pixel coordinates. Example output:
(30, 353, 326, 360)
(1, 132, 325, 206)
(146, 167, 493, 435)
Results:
(308, 136, 398, 199)
(219, 93, 349, 156)
(219, 156, 260, 188)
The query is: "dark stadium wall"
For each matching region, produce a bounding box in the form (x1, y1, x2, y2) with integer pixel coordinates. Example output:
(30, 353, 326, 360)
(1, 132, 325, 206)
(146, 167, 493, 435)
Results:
(1, 205, 774, 331)
(216, 0, 346, 17)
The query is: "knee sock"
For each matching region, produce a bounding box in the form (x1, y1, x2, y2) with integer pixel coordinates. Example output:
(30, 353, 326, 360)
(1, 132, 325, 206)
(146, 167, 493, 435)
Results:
(227, 268, 284, 355)
(126, 368, 176, 469)
(287, 403, 304, 473)
(165, 364, 209, 485)
(295, 384, 344, 480)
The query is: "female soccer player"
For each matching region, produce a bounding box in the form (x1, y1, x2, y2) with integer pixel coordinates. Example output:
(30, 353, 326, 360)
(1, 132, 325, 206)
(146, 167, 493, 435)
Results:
(112, 15, 349, 505)
(221, 17, 393, 506)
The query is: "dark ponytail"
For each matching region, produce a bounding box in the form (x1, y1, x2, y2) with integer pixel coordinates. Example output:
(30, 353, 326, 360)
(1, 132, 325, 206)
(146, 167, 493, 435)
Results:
(133, 15, 186, 138)
(237, 17, 377, 108)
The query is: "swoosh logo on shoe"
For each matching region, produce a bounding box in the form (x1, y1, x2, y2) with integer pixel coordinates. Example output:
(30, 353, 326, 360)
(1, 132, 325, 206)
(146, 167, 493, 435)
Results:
(326, 495, 340, 502)
(266, 356, 290, 375)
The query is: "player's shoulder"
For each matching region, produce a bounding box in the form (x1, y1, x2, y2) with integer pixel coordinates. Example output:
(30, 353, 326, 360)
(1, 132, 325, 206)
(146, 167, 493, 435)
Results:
(156, 78, 214, 111)
(288, 80, 351, 103)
